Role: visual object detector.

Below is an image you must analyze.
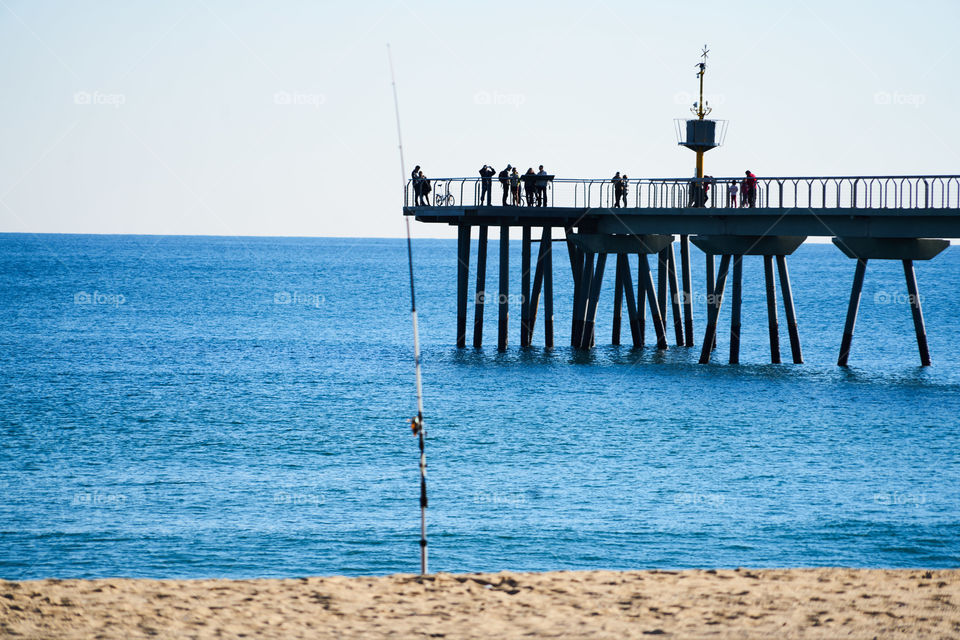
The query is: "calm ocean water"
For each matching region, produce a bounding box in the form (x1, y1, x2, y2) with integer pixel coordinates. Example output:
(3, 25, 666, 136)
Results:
(0, 233, 958, 579)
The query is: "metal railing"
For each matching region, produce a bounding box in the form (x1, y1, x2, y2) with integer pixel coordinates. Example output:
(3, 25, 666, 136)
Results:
(405, 175, 960, 211)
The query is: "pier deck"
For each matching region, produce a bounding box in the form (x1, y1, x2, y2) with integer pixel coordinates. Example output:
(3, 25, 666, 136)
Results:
(404, 175, 958, 365)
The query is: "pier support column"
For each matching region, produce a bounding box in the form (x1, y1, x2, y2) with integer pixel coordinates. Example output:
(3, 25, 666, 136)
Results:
(498, 226, 510, 351)
(619, 256, 642, 347)
(639, 253, 668, 350)
(667, 245, 684, 346)
(637, 257, 646, 346)
(838, 258, 867, 367)
(903, 259, 931, 366)
(699, 254, 731, 364)
(729, 254, 743, 365)
(763, 255, 782, 364)
(776, 255, 803, 364)
(581, 253, 607, 349)
(543, 228, 554, 348)
(529, 227, 551, 346)
(680, 235, 694, 346)
(571, 251, 596, 349)
(657, 247, 668, 328)
(456, 224, 471, 348)
(705, 253, 716, 350)
(520, 226, 532, 347)
(567, 234, 584, 347)
(473, 225, 488, 348)
(612, 255, 624, 346)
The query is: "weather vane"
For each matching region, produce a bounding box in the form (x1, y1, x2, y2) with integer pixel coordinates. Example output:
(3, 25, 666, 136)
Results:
(691, 44, 712, 120)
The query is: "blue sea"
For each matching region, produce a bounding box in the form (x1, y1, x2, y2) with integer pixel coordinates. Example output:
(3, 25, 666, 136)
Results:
(1, 233, 958, 580)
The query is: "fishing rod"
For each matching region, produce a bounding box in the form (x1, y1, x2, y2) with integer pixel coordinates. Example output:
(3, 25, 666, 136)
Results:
(387, 43, 428, 576)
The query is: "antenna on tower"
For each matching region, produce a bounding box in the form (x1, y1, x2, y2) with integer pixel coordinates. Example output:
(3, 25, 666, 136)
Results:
(691, 44, 712, 119)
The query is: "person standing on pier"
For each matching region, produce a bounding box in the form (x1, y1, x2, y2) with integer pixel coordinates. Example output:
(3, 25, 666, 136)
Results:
(510, 167, 521, 205)
(621, 174, 629, 206)
(745, 170, 758, 208)
(411, 165, 422, 205)
(536, 165, 548, 207)
(417, 170, 431, 206)
(499, 165, 512, 206)
(727, 179, 738, 208)
(479, 164, 495, 206)
(523, 168, 537, 206)
(612, 171, 624, 208)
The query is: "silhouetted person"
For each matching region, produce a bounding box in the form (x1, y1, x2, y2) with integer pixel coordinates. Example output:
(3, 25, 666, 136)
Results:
(417, 170, 431, 206)
(688, 177, 705, 208)
(510, 167, 521, 206)
(479, 164, 495, 206)
(745, 170, 758, 208)
(499, 164, 512, 206)
(536, 165, 548, 207)
(621, 174, 629, 207)
(612, 171, 626, 208)
(523, 168, 536, 206)
(411, 165, 422, 205)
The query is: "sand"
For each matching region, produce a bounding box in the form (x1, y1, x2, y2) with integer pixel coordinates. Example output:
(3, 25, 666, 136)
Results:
(2, 568, 958, 639)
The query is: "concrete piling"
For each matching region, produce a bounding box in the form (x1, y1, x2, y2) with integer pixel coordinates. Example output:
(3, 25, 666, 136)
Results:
(667, 246, 684, 346)
(498, 226, 509, 352)
(680, 235, 694, 346)
(456, 224, 471, 348)
(763, 255, 781, 364)
(729, 254, 743, 365)
(838, 258, 867, 367)
(776, 255, 803, 364)
(903, 259, 931, 366)
(473, 225, 488, 348)
(699, 254, 731, 364)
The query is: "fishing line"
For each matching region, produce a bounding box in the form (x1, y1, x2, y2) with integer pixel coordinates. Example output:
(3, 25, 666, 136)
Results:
(387, 43, 428, 576)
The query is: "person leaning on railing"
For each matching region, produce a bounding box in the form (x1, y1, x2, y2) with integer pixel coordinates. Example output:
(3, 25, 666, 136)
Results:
(536, 165, 548, 207)
(522, 168, 537, 206)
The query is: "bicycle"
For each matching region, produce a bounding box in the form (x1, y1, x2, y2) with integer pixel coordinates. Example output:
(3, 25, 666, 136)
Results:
(434, 181, 455, 207)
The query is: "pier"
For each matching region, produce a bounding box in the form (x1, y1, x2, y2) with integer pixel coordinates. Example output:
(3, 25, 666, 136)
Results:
(403, 174, 959, 365)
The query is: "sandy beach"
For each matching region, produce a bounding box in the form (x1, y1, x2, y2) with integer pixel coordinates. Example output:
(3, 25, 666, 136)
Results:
(2, 568, 958, 639)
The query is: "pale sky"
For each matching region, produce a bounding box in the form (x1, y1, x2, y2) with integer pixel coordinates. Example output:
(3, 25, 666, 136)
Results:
(1, 0, 957, 239)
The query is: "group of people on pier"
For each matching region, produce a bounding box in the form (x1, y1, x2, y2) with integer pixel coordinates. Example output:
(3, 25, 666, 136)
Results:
(479, 164, 552, 207)
(410, 165, 760, 208)
(690, 170, 758, 208)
